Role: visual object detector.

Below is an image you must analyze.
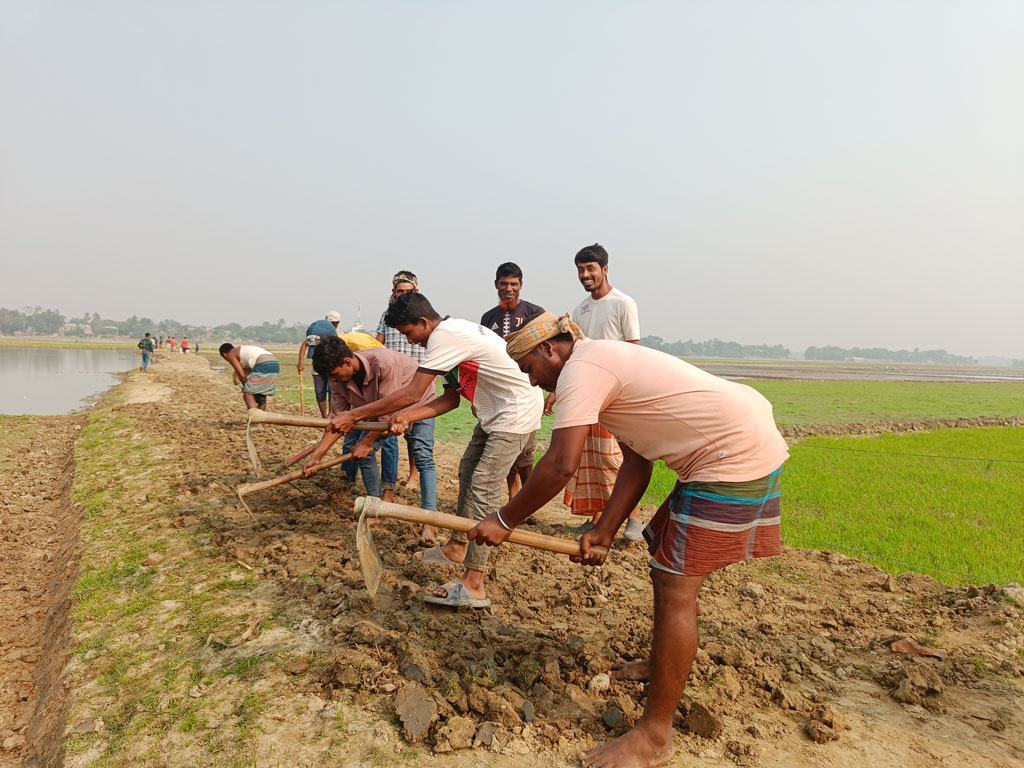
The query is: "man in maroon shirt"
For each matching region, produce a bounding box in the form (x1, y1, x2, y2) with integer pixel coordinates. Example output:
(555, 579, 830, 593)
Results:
(302, 336, 437, 523)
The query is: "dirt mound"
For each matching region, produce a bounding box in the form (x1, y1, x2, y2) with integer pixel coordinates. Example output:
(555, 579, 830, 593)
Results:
(52, 354, 1024, 766)
(780, 416, 1024, 439)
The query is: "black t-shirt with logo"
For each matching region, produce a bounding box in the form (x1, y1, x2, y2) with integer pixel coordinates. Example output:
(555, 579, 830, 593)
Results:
(479, 299, 545, 339)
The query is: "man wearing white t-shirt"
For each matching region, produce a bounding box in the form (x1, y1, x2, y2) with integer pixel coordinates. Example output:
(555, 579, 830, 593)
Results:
(328, 292, 543, 609)
(572, 244, 641, 344)
(563, 243, 645, 541)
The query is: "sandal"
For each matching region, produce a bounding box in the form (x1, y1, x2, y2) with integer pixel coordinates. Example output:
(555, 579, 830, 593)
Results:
(414, 544, 464, 567)
(423, 581, 490, 609)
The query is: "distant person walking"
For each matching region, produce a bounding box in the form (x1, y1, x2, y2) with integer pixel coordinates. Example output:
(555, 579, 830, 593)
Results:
(181, 336, 190, 354)
(137, 333, 155, 372)
(168, 336, 177, 353)
(219, 344, 279, 412)
(566, 243, 645, 541)
(298, 311, 342, 418)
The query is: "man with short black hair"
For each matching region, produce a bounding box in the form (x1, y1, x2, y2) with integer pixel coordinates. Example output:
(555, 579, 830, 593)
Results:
(572, 243, 640, 342)
(330, 292, 543, 608)
(302, 336, 437, 514)
(480, 262, 544, 338)
(564, 243, 645, 540)
(480, 261, 545, 499)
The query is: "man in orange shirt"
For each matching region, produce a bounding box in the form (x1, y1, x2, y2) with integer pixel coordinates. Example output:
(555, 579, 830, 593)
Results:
(469, 313, 788, 768)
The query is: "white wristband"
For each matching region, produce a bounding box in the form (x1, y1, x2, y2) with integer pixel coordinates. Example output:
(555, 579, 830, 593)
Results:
(495, 509, 513, 532)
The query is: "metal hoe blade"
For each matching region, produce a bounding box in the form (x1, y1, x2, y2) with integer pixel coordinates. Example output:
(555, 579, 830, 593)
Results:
(356, 506, 383, 597)
(236, 487, 256, 520)
(245, 411, 264, 477)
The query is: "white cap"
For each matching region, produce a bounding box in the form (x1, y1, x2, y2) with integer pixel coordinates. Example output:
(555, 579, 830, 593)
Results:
(325, 311, 341, 323)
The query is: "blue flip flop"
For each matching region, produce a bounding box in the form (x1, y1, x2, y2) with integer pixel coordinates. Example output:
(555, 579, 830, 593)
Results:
(423, 581, 491, 609)
(415, 544, 464, 567)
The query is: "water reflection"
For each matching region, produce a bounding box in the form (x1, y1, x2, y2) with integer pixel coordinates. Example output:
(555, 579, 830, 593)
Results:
(0, 347, 138, 415)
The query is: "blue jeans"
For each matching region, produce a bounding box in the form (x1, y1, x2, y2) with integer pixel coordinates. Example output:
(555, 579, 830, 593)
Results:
(141, 350, 151, 370)
(312, 372, 331, 403)
(341, 430, 391, 497)
(407, 418, 436, 511)
(381, 435, 399, 489)
(343, 421, 436, 511)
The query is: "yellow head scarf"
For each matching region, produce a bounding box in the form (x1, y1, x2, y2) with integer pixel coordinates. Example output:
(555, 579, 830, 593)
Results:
(505, 312, 584, 361)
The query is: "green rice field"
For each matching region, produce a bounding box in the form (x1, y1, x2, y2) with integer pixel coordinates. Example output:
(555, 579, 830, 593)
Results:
(643, 426, 1024, 585)
(745, 379, 1024, 426)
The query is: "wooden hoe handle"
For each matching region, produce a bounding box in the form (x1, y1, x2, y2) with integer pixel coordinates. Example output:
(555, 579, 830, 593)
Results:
(246, 409, 388, 431)
(238, 452, 352, 496)
(355, 497, 610, 558)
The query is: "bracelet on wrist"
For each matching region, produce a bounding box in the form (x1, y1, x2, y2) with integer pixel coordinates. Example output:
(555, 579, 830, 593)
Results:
(495, 509, 513, 532)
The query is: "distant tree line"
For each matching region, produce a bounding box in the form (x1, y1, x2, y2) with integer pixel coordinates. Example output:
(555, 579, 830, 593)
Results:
(0, 306, 307, 344)
(803, 345, 976, 365)
(641, 335, 791, 359)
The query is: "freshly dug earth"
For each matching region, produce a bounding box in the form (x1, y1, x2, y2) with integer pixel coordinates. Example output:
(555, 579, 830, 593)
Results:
(4, 351, 1023, 767)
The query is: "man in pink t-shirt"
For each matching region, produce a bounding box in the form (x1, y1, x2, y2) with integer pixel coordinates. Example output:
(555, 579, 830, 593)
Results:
(469, 313, 788, 768)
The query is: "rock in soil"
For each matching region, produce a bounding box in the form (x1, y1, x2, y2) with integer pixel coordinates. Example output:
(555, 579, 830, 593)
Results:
(433, 715, 477, 752)
(394, 682, 437, 743)
(685, 701, 724, 740)
(805, 704, 843, 743)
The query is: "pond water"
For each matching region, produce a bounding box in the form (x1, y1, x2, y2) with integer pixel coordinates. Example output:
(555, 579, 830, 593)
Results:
(0, 347, 139, 415)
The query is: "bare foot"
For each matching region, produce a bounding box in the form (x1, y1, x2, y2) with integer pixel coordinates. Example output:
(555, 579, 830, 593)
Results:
(579, 725, 673, 768)
(611, 659, 651, 682)
(382, 489, 395, 503)
(404, 471, 420, 491)
(420, 524, 437, 546)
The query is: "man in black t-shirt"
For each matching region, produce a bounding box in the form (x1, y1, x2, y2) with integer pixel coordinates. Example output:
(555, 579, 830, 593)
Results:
(479, 261, 544, 498)
(480, 262, 544, 339)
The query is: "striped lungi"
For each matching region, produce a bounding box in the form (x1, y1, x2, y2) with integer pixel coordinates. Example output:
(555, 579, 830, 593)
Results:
(563, 424, 622, 516)
(242, 355, 279, 397)
(644, 466, 783, 576)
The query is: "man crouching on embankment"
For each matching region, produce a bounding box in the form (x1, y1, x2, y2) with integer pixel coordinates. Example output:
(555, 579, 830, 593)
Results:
(467, 312, 789, 768)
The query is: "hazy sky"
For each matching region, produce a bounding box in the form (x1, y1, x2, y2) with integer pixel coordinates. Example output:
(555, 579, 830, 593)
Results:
(2, 1, 1021, 358)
